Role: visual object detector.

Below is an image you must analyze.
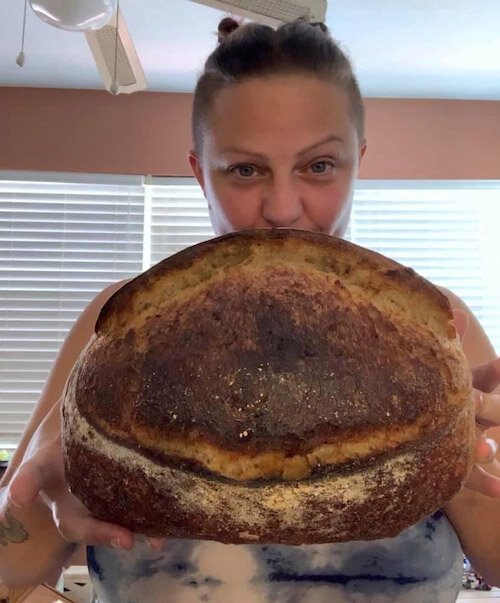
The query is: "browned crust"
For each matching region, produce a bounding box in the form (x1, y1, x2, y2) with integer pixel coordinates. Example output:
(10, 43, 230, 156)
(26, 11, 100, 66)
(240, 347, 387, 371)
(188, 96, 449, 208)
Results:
(63, 397, 475, 544)
(68, 230, 468, 468)
(97, 229, 451, 334)
(75, 274, 454, 447)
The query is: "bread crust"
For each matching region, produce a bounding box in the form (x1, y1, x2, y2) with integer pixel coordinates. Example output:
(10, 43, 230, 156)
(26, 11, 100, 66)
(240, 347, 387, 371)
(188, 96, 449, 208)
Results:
(62, 229, 474, 543)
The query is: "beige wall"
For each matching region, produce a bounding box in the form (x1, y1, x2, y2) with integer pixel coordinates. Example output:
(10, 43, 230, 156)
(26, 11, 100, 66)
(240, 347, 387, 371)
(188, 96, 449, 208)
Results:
(1, 87, 500, 179)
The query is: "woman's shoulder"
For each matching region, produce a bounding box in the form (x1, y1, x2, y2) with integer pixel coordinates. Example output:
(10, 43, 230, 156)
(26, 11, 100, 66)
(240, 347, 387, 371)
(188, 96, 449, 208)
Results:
(438, 285, 497, 367)
(41, 278, 132, 380)
(77, 278, 131, 331)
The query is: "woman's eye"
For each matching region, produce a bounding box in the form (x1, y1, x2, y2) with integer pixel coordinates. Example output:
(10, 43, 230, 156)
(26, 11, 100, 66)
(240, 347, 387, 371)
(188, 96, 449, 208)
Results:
(229, 165, 257, 178)
(309, 160, 335, 174)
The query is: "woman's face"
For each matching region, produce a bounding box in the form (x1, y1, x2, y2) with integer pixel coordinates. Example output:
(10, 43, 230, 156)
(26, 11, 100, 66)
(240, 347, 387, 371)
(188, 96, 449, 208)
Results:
(189, 74, 366, 237)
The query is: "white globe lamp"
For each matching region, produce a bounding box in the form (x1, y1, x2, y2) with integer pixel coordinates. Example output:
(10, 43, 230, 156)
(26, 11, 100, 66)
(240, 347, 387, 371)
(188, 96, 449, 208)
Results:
(29, 0, 117, 31)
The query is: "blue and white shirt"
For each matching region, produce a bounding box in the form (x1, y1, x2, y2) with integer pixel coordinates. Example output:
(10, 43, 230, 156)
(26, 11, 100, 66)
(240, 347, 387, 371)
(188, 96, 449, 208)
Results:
(87, 510, 463, 603)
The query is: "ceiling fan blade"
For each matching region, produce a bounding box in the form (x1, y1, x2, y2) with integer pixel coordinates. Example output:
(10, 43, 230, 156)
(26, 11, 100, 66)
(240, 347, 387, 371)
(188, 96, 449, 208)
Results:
(187, 0, 327, 27)
(85, 8, 147, 95)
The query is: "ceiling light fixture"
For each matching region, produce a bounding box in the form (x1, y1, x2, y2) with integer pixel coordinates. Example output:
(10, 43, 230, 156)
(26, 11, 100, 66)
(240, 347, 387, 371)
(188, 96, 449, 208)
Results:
(25, 0, 146, 95)
(29, 0, 117, 31)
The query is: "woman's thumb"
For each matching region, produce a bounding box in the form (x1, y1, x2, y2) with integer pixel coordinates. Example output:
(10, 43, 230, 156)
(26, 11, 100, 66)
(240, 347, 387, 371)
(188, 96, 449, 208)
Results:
(8, 461, 44, 508)
(452, 308, 469, 342)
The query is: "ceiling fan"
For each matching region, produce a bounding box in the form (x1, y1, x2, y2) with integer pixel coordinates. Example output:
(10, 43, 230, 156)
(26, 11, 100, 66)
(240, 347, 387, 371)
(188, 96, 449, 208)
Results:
(27, 0, 146, 95)
(25, 0, 327, 95)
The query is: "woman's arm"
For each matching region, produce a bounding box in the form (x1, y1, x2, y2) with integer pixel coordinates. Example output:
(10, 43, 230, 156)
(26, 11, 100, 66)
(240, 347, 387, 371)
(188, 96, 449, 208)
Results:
(0, 474, 78, 588)
(0, 280, 129, 587)
(441, 288, 500, 586)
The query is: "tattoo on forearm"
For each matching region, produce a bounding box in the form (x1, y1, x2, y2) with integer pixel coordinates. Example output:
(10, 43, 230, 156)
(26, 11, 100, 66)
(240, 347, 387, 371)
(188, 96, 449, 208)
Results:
(0, 509, 29, 546)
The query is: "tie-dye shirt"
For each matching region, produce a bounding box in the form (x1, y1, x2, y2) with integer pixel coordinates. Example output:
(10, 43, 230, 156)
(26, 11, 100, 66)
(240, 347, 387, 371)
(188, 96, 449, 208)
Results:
(87, 510, 463, 603)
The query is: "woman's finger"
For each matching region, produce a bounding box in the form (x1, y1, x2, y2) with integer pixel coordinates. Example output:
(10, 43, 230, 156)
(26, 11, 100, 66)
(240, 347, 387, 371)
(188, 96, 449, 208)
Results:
(9, 436, 66, 507)
(8, 457, 48, 507)
(50, 488, 135, 550)
(8, 448, 135, 550)
(472, 357, 500, 393)
(474, 433, 499, 464)
(145, 537, 167, 551)
(452, 308, 469, 342)
(475, 390, 500, 429)
(465, 464, 500, 498)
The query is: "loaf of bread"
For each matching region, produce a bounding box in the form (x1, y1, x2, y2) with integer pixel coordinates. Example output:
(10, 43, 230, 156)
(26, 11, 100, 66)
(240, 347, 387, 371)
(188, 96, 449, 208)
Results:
(62, 229, 474, 544)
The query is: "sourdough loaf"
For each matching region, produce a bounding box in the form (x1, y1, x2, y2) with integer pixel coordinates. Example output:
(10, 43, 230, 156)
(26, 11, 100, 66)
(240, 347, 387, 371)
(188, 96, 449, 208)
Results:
(62, 229, 474, 544)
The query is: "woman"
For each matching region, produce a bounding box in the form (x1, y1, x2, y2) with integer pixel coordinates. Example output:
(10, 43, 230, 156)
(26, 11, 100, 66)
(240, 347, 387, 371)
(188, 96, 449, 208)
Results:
(1, 17, 500, 603)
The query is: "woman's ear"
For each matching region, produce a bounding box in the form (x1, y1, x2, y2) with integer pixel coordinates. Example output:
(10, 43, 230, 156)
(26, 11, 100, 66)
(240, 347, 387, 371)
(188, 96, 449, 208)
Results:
(359, 139, 367, 164)
(188, 150, 206, 194)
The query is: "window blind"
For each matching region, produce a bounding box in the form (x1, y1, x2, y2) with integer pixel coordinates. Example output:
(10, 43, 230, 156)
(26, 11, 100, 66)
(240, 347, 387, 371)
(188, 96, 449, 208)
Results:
(0, 174, 144, 449)
(145, 179, 214, 267)
(350, 182, 500, 351)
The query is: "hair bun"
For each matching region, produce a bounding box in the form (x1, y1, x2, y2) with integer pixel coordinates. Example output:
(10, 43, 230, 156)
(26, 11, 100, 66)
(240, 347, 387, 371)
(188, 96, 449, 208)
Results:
(310, 21, 329, 34)
(218, 17, 240, 43)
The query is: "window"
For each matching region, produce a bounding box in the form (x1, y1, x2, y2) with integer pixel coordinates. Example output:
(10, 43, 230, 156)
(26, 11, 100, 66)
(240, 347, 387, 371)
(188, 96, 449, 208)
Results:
(1, 173, 499, 451)
(145, 178, 213, 267)
(350, 181, 500, 350)
(0, 173, 144, 450)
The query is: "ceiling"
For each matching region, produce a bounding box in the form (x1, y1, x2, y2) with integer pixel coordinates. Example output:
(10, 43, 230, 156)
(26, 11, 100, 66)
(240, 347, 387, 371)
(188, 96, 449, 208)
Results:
(1, 0, 500, 99)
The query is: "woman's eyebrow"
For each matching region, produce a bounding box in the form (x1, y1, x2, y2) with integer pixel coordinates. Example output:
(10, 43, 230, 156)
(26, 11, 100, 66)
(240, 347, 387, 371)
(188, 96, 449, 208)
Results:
(296, 134, 345, 157)
(219, 134, 344, 160)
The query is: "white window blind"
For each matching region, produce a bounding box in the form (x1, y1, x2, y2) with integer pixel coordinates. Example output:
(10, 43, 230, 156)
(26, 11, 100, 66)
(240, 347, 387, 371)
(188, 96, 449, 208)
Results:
(145, 179, 214, 267)
(350, 182, 500, 351)
(1, 174, 499, 451)
(0, 174, 145, 450)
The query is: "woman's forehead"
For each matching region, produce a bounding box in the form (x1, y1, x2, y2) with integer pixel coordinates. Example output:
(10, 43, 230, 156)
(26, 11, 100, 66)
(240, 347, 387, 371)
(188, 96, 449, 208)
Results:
(213, 75, 350, 123)
(206, 75, 355, 154)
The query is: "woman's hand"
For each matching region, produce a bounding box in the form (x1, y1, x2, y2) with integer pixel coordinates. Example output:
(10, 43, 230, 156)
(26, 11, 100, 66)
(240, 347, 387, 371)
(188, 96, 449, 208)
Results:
(454, 309, 500, 497)
(466, 358, 500, 497)
(7, 400, 148, 550)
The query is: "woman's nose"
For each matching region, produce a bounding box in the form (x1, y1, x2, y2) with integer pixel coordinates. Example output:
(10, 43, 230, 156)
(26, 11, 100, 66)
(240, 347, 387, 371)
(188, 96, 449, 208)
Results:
(262, 178, 303, 228)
